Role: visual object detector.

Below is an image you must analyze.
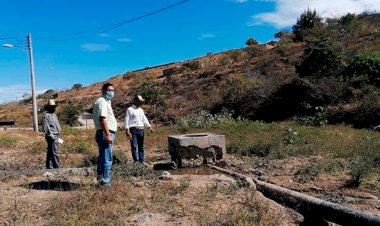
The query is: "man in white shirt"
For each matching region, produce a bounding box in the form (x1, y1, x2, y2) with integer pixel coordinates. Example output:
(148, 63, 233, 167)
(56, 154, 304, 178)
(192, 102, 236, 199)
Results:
(125, 95, 154, 163)
(93, 82, 117, 186)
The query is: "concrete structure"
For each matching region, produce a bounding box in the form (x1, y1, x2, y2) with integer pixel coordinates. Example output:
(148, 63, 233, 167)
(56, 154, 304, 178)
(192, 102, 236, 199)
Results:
(168, 133, 226, 168)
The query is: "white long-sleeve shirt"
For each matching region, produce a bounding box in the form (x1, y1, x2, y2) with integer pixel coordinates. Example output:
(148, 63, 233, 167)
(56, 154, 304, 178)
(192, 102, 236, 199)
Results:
(124, 104, 151, 130)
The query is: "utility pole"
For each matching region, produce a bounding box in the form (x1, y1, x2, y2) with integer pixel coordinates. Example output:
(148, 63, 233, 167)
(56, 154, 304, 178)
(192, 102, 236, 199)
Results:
(27, 33, 38, 132)
(3, 33, 39, 132)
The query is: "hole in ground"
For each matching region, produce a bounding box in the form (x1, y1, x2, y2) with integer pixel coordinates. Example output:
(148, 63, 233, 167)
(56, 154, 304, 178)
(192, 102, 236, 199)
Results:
(27, 181, 81, 191)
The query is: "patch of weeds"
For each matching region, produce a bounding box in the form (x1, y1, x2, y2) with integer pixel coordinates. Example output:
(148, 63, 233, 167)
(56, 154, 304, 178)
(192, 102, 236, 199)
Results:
(174, 109, 237, 131)
(207, 209, 263, 226)
(28, 140, 46, 153)
(178, 177, 190, 191)
(196, 182, 220, 202)
(0, 133, 19, 148)
(294, 164, 320, 183)
(284, 127, 299, 145)
(227, 140, 274, 157)
(346, 141, 380, 188)
(224, 179, 246, 195)
(113, 162, 159, 180)
(346, 155, 380, 188)
(64, 142, 92, 154)
(81, 154, 97, 167)
(296, 109, 328, 126)
(322, 158, 347, 172)
(200, 189, 276, 226)
(48, 184, 134, 225)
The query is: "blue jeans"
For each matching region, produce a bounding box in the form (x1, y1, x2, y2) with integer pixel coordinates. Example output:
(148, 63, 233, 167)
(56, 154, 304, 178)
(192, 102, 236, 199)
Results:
(130, 128, 145, 163)
(95, 131, 115, 185)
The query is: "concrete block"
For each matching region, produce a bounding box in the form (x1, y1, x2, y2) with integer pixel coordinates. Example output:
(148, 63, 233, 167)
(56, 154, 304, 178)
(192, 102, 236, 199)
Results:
(168, 133, 226, 168)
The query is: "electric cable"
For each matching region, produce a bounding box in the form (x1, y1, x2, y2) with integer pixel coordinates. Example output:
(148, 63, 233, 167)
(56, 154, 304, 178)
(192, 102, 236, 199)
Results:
(35, 0, 190, 41)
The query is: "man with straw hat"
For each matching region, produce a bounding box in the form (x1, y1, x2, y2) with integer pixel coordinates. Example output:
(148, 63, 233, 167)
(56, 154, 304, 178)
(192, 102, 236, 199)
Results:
(125, 95, 154, 164)
(42, 99, 62, 169)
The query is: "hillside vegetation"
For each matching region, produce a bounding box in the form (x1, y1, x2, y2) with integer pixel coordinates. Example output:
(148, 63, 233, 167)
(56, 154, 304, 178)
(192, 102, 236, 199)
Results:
(1, 10, 379, 129)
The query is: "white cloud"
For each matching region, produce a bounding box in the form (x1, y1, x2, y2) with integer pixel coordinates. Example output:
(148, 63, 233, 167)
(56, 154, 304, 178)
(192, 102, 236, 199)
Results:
(81, 43, 111, 52)
(0, 84, 47, 104)
(97, 33, 110, 38)
(117, 38, 133, 42)
(248, 0, 380, 28)
(198, 33, 216, 40)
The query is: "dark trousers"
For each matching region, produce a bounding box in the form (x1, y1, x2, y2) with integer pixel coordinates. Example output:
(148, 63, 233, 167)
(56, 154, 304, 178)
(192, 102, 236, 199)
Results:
(130, 128, 145, 163)
(45, 135, 60, 169)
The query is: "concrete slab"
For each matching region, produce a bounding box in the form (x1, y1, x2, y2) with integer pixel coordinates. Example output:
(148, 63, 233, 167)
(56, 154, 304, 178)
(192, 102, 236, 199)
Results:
(168, 133, 226, 168)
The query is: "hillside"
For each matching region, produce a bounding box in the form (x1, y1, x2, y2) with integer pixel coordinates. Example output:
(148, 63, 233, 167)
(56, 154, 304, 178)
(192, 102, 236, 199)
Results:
(1, 12, 379, 128)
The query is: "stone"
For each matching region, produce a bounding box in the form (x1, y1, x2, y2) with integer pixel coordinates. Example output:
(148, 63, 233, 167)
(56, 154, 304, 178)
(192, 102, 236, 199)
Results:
(158, 171, 173, 180)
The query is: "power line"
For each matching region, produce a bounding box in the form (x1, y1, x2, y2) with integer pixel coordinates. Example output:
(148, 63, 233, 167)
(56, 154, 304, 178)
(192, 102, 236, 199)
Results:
(0, 37, 18, 40)
(35, 0, 190, 41)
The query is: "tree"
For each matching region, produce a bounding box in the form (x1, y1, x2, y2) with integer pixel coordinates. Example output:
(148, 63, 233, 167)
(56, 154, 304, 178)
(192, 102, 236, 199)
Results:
(37, 89, 56, 99)
(292, 9, 323, 42)
(245, 37, 259, 46)
(57, 104, 83, 127)
(72, 83, 83, 90)
(296, 37, 343, 78)
(131, 80, 167, 128)
(22, 93, 32, 100)
(274, 30, 294, 43)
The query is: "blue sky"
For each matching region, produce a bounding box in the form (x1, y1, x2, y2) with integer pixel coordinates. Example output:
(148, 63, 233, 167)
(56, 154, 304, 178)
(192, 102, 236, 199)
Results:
(0, 0, 379, 103)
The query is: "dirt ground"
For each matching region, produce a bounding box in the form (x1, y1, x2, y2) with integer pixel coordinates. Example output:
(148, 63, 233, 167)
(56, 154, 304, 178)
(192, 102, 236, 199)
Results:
(1, 141, 380, 225)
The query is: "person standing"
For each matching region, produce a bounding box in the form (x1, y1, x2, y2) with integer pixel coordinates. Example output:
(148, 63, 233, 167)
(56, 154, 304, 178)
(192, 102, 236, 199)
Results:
(93, 82, 117, 186)
(125, 95, 154, 164)
(43, 99, 62, 169)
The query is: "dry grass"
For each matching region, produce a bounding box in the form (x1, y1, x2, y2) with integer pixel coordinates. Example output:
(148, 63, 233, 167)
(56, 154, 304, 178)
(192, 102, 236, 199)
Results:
(1, 121, 380, 225)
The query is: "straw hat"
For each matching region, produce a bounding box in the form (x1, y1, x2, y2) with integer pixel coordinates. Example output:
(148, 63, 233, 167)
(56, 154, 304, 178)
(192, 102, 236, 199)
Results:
(46, 99, 56, 106)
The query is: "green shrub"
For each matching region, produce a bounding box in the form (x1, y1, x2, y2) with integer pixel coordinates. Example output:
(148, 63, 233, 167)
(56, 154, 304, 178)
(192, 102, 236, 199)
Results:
(351, 94, 380, 128)
(245, 37, 259, 46)
(183, 60, 200, 70)
(296, 110, 328, 126)
(347, 154, 380, 188)
(175, 109, 236, 132)
(296, 37, 343, 78)
(346, 53, 380, 87)
(294, 164, 320, 183)
(57, 104, 83, 127)
(71, 83, 83, 90)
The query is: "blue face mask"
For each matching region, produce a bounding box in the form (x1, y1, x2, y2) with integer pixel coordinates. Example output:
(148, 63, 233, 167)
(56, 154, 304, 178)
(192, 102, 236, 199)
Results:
(105, 91, 114, 100)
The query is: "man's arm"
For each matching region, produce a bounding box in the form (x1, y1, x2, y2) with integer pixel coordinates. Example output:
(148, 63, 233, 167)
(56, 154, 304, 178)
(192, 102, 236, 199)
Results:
(124, 108, 132, 138)
(43, 115, 54, 139)
(142, 111, 154, 133)
(99, 116, 112, 144)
